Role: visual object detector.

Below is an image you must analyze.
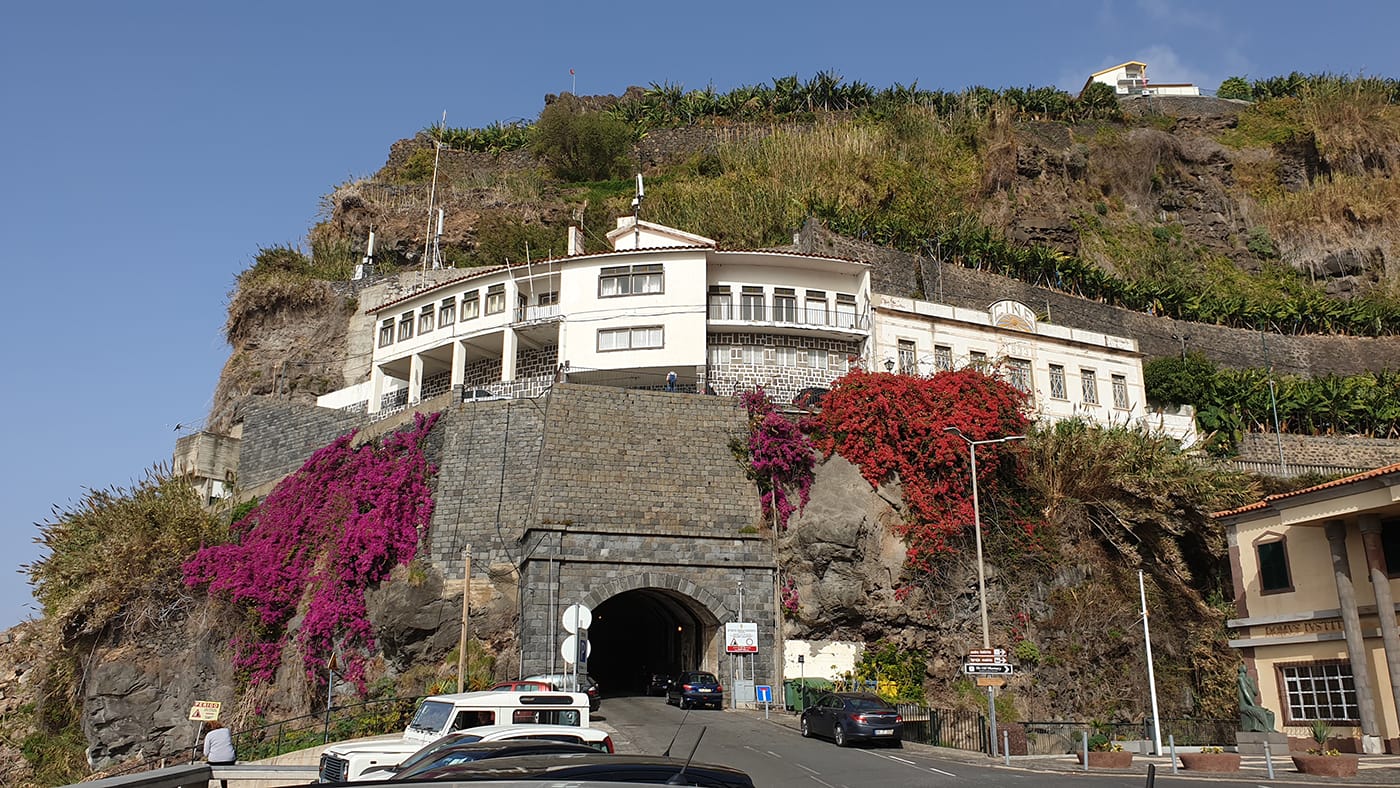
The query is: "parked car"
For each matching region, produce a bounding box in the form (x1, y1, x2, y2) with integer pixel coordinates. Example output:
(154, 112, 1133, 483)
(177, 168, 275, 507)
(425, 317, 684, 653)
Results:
(356, 724, 617, 780)
(646, 673, 672, 696)
(387, 738, 604, 780)
(523, 672, 601, 711)
(405, 752, 754, 787)
(666, 670, 724, 710)
(799, 691, 903, 747)
(488, 680, 553, 692)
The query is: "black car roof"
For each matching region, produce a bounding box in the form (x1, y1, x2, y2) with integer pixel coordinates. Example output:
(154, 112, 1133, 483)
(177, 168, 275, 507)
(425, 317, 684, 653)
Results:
(410, 752, 753, 786)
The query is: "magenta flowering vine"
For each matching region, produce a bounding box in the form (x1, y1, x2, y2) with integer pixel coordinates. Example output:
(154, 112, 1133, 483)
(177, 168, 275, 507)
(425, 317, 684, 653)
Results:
(184, 412, 440, 689)
(738, 389, 815, 530)
(780, 576, 800, 614)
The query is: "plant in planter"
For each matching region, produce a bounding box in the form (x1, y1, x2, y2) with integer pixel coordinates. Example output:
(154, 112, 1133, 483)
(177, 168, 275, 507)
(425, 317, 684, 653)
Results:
(1179, 745, 1241, 772)
(1076, 732, 1134, 768)
(1291, 721, 1358, 778)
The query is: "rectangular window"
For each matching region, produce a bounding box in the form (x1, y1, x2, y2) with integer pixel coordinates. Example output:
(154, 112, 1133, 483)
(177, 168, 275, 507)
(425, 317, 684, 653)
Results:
(775, 346, 797, 367)
(774, 288, 798, 322)
(934, 345, 953, 372)
(461, 290, 480, 320)
(418, 305, 435, 334)
(708, 346, 725, 367)
(538, 291, 559, 306)
(599, 263, 663, 296)
(835, 293, 857, 328)
(897, 340, 917, 375)
(969, 350, 987, 370)
(1257, 539, 1293, 593)
(738, 346, 763, 365)
(708, 286, 732, 319)
(1384, 519, 1400, 577)
(378, 319, 395, 348)
(805, 290, 828, 326)
(1081, 369, 1099, 404)
(398, 312, 414, 341)
(1007, 358, 1032, 394)
(1049, 364, 1067, 399)
(740, 287, 765, 321)
(597, 326, 663, 351)
(1281, 662, 1359, 724)
(485, 284, 506, 315)
(809, 348, 828, 369)
(1112, 374, 1130, 409)
(438, 297, 456, 327)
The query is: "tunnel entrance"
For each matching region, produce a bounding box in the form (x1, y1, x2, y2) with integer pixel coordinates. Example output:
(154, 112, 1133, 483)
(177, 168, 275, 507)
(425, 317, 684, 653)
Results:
(586, 588, 719, 696)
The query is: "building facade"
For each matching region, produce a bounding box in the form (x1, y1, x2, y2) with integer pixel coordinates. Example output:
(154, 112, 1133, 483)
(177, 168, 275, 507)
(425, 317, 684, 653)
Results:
(1218, 465, 1400, 753)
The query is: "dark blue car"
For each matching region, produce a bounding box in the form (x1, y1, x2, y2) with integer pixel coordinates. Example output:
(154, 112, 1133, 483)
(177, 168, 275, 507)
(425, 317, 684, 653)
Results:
(666, 670, 724, 710)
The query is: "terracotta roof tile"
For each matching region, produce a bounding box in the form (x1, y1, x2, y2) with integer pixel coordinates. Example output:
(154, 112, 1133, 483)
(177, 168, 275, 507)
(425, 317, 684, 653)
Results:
(1211, 461, 1400, 519)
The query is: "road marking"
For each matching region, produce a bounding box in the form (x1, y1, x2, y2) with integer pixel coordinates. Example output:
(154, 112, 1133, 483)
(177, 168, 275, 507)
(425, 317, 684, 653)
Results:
(929, 766, 957, 777)
(888, 756, 915, 765)
(796, 762, 821, 775)
(806, 776, 836, 788)
(742, 744, 784, 759)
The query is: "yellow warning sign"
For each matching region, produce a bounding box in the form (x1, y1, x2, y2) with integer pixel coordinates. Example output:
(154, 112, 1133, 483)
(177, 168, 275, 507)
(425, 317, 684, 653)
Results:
(188, 700, 222, 721)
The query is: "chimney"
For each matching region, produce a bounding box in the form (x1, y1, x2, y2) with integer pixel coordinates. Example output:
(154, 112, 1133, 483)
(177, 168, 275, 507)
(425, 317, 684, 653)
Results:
(567, 226, 584, 256)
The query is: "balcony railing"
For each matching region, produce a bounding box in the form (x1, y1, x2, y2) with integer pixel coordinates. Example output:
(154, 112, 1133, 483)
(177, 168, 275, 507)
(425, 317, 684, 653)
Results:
(707, 303, 868, 331)
(514, 304, 562, 323)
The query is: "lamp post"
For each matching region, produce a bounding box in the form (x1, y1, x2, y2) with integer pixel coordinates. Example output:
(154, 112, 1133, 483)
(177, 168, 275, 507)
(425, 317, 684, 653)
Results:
(945, 426, 1024, 757)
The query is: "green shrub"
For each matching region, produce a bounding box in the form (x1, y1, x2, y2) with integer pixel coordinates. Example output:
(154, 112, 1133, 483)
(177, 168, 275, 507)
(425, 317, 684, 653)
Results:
(1217, 77, 1252, 101)
(532, 102, 634, 181)
(1246, 226, 1279, 259)
(1143, 352, 1218, 408)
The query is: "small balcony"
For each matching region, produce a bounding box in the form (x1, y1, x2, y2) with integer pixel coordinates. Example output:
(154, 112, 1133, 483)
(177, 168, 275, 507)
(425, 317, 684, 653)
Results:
(707, 303, 868, 332)
(514, 304, 562, 324)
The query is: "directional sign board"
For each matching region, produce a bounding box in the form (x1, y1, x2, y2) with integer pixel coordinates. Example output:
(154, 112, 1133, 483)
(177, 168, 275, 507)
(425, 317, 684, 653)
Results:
(725, 622, 758, 653)
(966, 648, 1009, 664)
(963, 663, 1014, 676)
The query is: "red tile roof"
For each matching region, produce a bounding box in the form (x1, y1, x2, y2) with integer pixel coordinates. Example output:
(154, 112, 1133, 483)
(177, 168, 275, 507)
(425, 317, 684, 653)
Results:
(1211, 461, 1400, 519)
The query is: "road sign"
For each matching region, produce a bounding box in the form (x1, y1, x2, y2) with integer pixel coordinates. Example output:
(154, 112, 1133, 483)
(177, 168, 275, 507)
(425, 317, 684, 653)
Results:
(562, 634, 591, 664)
(725, 622, 758, 653)
(975, 677, 1008, 688)
(188, 700, 222, 721)
(966, 648, 1009, 664)
(563, 604, 592, 634)
(962, 663, 1014, 675)
(756, 685, 773, 704)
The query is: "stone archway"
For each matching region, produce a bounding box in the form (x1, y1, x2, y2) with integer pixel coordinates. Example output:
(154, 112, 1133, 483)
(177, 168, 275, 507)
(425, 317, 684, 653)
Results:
(580, 573, 733, 694)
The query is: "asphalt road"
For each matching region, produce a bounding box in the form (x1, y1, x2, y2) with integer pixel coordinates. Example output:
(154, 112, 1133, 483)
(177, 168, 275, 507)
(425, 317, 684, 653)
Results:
(599, 694, 1081, 787)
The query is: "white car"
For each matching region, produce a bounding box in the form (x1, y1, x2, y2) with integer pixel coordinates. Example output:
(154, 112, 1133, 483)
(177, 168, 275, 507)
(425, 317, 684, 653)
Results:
(354, 724, 615, 781)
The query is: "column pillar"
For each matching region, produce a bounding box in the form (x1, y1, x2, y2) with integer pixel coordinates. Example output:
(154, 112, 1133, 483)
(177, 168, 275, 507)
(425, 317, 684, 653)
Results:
(451, 340, 467, 391)
(1359, 515, 1400, 743)
(368, 365, 386, 414)
(408, 354, 424, 404)
(1325, 519, 1383, 753)
(502, 329, 519, 383)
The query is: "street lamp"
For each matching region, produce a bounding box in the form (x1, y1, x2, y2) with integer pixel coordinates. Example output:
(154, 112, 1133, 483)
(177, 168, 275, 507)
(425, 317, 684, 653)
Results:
(945, 425, 1024, 758)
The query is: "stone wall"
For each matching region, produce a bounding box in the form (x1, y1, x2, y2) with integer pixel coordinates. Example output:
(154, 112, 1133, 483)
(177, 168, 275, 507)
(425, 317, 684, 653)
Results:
(798, 223, 1400, 376)
(706, 332, 861, 402)
(237, 400, 363, 490)
(1235, 432, 1400, 474)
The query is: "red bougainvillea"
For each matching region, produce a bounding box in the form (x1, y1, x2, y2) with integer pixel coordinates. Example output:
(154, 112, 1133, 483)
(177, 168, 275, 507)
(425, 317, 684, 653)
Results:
(806, 369, 1029, 569)
(739, 389, 815, 529)
(184, 412, 440, 688)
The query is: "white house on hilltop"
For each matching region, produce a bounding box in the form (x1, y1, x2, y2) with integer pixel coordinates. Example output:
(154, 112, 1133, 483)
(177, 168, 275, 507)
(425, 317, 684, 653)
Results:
(316, 215, 1195, 444)
(1081, 60, 1200, 98)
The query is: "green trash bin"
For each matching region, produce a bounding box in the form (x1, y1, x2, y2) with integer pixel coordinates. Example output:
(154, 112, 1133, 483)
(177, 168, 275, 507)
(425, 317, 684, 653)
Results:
(783, 678, 833, 712)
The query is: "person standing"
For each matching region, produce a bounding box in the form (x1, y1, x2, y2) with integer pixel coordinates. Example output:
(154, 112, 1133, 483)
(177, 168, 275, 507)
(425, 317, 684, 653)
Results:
(665, 371, 677, 392)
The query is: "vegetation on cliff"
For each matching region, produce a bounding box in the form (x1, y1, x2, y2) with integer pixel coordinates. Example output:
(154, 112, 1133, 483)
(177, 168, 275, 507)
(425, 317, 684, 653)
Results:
(184, 412, 440, 688)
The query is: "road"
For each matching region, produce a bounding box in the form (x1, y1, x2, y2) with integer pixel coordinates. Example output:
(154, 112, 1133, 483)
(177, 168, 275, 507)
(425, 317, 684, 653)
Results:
(598, 694, 1044, 787)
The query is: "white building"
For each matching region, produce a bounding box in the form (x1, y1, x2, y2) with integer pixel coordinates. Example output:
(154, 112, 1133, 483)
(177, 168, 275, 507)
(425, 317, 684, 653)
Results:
(318, 215, 1193, 444)
(1081, 60, 1200, 98)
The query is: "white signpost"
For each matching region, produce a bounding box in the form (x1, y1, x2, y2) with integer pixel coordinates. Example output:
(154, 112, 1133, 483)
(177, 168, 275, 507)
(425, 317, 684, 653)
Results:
(724, 622, 758, 653)
(561, 604, 592, 693)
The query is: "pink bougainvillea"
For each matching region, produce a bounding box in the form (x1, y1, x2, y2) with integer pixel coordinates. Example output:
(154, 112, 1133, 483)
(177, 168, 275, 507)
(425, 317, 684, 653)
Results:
(184, 412, 440, 688)
(780, 576, 800, 614)
(738, 389, 815, 530)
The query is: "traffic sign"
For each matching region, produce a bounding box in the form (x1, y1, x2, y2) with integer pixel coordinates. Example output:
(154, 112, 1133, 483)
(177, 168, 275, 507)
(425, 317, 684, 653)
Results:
(966, 648, 1009, 665)
(725, 622, 758, 653)
(563, 604, 592, 634)
(975, 677, 1008, 688)
(562, 634, 591, 664)
(755, 685, 773, 704)
(188, 700, 222, 721)
(963, 663, 1014, 675)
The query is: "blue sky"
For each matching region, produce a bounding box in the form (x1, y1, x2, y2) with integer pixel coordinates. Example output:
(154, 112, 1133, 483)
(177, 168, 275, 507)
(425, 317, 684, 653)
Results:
(3, 0, 1397, 631)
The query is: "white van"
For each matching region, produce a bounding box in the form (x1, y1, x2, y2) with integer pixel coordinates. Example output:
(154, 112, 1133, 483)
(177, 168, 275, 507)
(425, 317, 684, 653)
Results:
(318, 689, 590, 782)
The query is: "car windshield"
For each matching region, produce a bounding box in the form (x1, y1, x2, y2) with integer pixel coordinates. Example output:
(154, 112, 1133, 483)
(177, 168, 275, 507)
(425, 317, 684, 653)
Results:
(848, 698, 892, 711)
(407, 700, 454, 733)
(689, 673, 718, 683)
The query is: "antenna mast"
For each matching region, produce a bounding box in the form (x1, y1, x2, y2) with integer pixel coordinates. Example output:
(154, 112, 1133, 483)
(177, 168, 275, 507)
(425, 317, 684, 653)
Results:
(421, 111, 447, 283)
(631, 173, 644, 248)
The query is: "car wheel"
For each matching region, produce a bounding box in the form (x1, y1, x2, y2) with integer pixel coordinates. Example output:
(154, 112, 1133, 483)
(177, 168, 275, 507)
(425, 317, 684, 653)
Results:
(888, 739, 902, 749)
(833, 725, 847, 747)
(800, 717, 811, 738)
(680, 697, 690, 710)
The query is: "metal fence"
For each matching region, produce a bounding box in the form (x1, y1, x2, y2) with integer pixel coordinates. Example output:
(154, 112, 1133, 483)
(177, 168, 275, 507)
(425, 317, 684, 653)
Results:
(1020, 719, 1238, 754)
(232, 695, 422, 761)
(896, 704, 988, 753)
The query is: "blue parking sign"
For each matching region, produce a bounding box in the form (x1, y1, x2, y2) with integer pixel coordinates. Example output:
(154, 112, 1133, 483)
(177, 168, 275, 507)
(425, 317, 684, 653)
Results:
(755, 685, 772, 704)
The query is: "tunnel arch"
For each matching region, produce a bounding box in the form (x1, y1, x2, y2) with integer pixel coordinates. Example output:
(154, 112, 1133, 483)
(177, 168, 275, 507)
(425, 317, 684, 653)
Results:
(580, 574, 733, 695)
